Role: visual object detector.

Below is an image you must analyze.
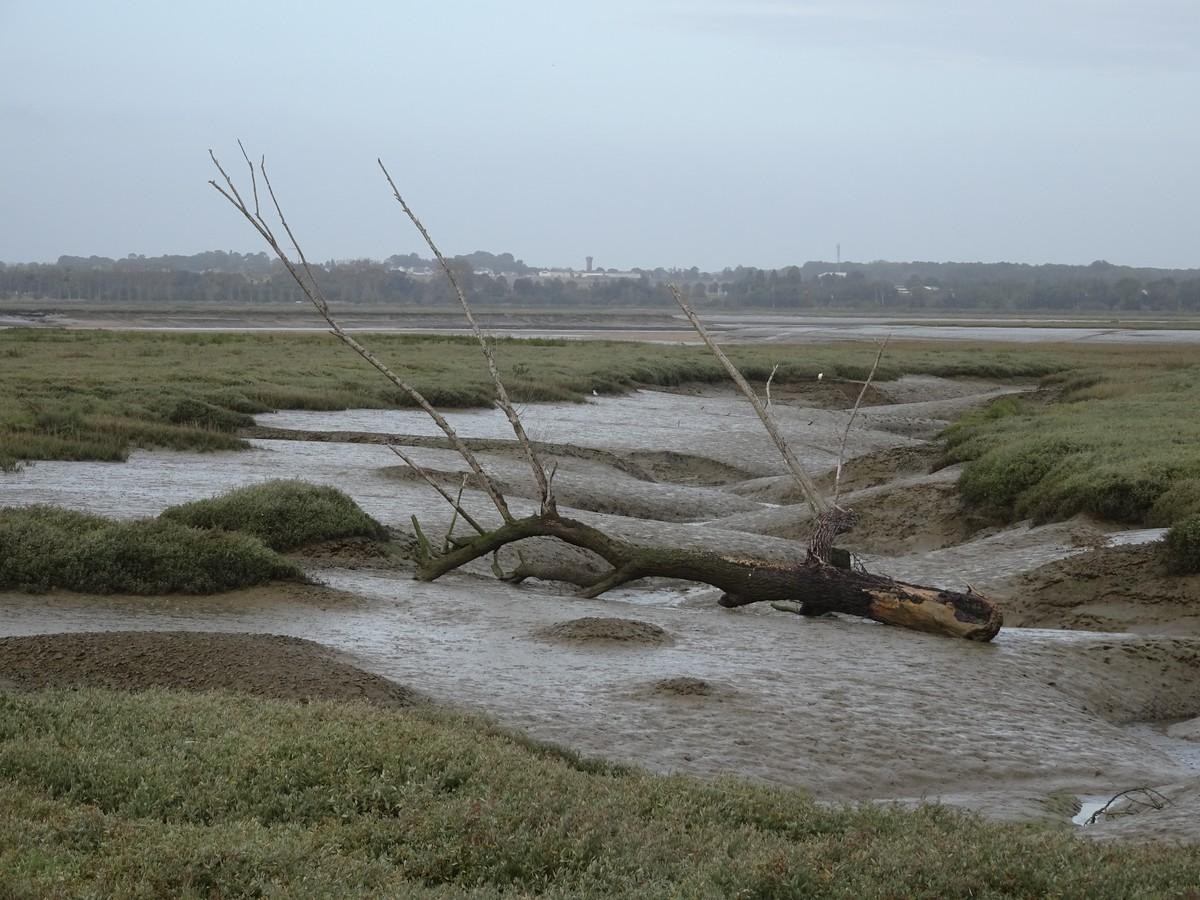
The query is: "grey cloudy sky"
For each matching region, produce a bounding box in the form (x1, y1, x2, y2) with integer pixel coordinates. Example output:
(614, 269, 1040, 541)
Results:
(1, 0, 1196, 269)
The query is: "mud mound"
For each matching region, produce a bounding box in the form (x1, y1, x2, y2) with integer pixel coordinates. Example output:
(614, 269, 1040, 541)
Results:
(841, 479, 973, 555)
(813, 444, 941, 495)
(999, 543, 1200, 635)
(618, 450, 753, 487)
(636, 676, 737, 699)
(534, 617, 672, 646)
(720, 470, 972, 556)
(296, 536, 410, 569)
(0, 631, 420, 707)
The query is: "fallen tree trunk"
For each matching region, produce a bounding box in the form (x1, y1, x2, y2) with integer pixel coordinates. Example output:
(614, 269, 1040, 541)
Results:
(211, 148, 1004, 644)
(416, 511, 1003, 641)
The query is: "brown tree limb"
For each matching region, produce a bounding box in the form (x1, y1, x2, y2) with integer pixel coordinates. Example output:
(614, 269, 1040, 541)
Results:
(385, 445, 488, 537)
(416, 511, 1002, 641)
(378, 159, 556, 515)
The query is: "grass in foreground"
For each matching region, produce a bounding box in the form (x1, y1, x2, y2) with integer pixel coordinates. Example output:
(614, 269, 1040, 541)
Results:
(0, 505, 304, 594)
(160, 479, 388, 551)
(2, 688, 1198, 899)
(0, 327, 1066, 468)
(942, 345, 1200, 528)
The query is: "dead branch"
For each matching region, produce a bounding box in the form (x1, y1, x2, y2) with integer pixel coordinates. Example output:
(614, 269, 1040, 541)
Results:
(385, 445, 487, 537)
(414, 510, 1002, 640)
(1085, 787, 1171, 825)
(211, 151, 1004, 641)
(378, 159, 556, 514)
(833, 335, 889, 504)
(668, 284, 828, 518)
(764, 364, 780, 409)
(444, 474, 470, 552)
(208, 147, 515, 524)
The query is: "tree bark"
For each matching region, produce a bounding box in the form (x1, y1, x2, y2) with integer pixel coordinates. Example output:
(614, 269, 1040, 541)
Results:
(415, 511, 1002, 642)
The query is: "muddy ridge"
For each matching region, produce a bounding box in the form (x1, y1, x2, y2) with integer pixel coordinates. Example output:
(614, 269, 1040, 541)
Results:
(533, 617, 673, 646)
(0, 631, 421, 707)
(999, 543, 1200, 635)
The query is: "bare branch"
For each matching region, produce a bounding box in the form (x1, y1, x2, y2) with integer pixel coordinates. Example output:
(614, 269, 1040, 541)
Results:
(765, 364, 779, 410)
(833, 335, 889, 505)
(208, 146, 514, 523)
(443, 474, 469, 552)
(378, 159, 556, 514)
(236, 140, 261, 220)
(668, 284, 827, 516)
(386, 445, 488, 537)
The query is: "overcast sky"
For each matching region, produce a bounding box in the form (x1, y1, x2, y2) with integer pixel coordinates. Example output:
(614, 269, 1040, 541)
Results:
(1, 0, 1197, 269)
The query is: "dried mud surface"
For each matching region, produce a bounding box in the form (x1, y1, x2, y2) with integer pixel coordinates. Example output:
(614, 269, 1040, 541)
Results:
(0, 631, 421, 707)
(997, 544, 1200, 635)
(533, 617, 673, 646)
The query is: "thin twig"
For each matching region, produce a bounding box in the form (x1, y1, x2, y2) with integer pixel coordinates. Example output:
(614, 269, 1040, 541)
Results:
(833, 335, 889, 505)
(444, 474, 469, 552)
(386, 445, 488, 536)
(378, 159, 556, 514)
(208, 146, 513, 523)
(765, 364, 779, 410)
(1086, 787, 1170, 825)
(668, 284, 827, 516)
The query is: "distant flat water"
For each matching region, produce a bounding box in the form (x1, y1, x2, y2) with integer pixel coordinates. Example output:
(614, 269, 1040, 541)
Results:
(5, 311, 1199, 343)
(707, 315, 1200, 344)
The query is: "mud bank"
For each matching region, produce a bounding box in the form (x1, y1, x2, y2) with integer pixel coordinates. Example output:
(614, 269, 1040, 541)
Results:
(4, 374, 1198, 841)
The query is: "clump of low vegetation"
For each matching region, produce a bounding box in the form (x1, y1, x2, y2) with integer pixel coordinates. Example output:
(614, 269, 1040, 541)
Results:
(160, 480, 388, 551)
(943, 347, 1200, 527)
(2, 688, 1200, 897)
(0, 506, 302, 594)
(1166, 514, 1200, 574)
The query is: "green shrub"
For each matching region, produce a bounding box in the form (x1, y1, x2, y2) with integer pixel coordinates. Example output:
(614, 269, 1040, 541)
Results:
(0, 506, 303, 594)
(1150, 478, 1200, 525)
(160, 480, 388, 551)
(1166, 514, 1200, 574)
(957, 437, 1083, 514)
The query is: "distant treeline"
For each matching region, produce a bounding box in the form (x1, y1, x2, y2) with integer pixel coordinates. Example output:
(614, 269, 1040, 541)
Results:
(3, 251, 1199, 312)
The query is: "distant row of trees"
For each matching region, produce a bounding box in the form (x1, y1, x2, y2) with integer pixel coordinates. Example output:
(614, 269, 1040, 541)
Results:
(2, 252, 1199, 313)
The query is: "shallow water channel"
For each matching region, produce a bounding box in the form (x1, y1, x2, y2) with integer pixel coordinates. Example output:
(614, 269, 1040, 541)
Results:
(1, 384, 1196, 818)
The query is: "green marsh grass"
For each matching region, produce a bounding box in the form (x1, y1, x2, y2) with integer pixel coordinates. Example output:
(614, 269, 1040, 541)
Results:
(0, 328, 1067, 466)
(942, 346, 1200, 526)
(3, 688, 1200, 898)
(1167, 514, 1200, 574)
(0, 505, 303, 594)
(160, 480, 388, 551)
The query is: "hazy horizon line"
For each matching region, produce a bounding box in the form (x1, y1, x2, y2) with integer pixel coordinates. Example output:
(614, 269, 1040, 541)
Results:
(4, 250, 1198, 274)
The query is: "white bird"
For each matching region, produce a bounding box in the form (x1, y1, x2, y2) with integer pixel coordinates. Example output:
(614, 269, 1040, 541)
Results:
(817, 372, 824, 381)
(592, 388, 598, 396)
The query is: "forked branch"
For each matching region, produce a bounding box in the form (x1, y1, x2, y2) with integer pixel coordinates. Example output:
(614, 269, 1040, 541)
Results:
(207, 146, 515, 523)
(378, 160, 556, 515)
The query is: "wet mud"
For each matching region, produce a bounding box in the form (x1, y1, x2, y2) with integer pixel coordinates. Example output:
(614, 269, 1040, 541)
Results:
(3, 375, 1199, 841)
